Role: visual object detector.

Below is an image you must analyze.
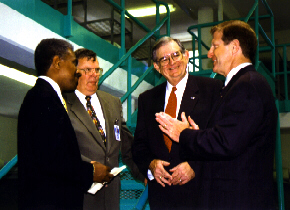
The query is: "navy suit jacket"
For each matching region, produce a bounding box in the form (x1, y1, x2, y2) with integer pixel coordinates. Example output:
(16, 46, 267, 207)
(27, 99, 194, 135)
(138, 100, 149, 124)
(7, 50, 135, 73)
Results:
(18, 79, 93, 209)
(132, 75, 223, 209)
(180, 65, 277, 209)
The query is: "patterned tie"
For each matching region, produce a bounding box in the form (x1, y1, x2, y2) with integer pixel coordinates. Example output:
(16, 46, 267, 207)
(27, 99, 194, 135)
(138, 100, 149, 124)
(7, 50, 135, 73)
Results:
(85, 96, 106, 147)
(62, 98, 68, 112)
(163, 87, 177, 152)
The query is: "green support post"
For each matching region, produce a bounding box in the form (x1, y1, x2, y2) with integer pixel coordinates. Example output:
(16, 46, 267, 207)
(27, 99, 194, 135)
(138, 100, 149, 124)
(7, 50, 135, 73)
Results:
(275, 99, 285, 210)
(120, 0, 125, 58)
(127, 55, 132, 126)
(64, 0, 72, 38)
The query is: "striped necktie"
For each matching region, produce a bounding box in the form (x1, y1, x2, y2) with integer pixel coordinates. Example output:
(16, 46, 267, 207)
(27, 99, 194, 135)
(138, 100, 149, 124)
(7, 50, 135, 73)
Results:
(62, 98, 67, 112)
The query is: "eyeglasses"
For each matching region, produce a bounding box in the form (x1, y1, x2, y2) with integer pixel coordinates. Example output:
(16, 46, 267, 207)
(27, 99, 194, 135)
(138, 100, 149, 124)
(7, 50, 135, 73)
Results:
(78, 68, 103, 76)
(157, 51, 183, 67)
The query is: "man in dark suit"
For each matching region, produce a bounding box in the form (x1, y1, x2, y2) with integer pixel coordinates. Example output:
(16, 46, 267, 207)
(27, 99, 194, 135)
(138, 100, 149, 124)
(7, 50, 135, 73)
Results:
(156, 20, 277, 209)
(18, 39, 113, 210)
(64, 48, 145, 210)
(132, 37, 223, 209)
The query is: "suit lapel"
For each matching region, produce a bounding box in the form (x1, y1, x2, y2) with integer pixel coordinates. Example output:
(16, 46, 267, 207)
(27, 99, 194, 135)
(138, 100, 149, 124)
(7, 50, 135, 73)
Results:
(38, 79, 69, 119)
(222, 65, 255, 97)
(207, 65, 255, 126)
(66, 92, 106, 150)
(96, 91, 113, 153)
(155, 82, 167, 113)
(178, 75, 199, 120)
(151, 82, 172, 156)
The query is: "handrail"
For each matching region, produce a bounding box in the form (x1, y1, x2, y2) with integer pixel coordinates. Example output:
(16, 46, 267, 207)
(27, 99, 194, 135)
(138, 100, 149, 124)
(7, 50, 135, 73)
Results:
(99, 0, 171, 129)
(99, 16, 168, 85)
(188, 15, 274, 72)
(244, 0, 259, 22)
(275, 44, 290, 103)
(120, 66, 154, 103)
(275, 99, 285, 210)
(0, 155, 17, 180)
(106, 0, 167, 40)
(99, 0, 170, 86)
(133, 185, 148, 210)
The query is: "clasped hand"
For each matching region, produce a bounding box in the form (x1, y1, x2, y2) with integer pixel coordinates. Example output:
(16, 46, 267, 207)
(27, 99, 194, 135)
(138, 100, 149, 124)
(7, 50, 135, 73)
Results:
(149, 159, 195, 187)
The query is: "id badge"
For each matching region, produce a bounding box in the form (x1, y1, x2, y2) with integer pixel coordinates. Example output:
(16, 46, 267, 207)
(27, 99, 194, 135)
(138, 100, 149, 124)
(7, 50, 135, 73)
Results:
(114, 125, 120, 141)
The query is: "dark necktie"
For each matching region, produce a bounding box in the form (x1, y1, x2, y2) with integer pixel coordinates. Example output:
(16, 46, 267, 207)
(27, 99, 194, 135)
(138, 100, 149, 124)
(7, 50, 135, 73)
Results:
(85, 96, 106, 147)
(163, 87, 177, 152)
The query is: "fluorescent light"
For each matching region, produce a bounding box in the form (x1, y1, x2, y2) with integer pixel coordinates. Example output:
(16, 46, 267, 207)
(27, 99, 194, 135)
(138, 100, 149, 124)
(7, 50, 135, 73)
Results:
(127, 4, 176, 17)
(0, 64, 37, 86)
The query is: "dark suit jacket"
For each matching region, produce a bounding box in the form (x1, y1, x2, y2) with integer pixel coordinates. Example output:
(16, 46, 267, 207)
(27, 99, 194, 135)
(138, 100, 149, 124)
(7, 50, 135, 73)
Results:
(132, 75, 223, 209)
(18, 78, 93, 210)
(180, 65, 277, 209)
(64, 90, 144, 210)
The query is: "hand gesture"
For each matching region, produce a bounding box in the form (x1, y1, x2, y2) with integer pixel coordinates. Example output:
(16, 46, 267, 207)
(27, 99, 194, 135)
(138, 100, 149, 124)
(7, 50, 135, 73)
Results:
(156, 112, 199, 142)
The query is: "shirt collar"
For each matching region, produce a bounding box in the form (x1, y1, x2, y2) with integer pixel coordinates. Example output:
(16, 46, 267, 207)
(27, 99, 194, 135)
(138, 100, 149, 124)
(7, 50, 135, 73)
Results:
(166, 71, 188, 92)
(38, 76, 63, 103)
(224, 62, 251, 86)
(75, 89, 97, 104)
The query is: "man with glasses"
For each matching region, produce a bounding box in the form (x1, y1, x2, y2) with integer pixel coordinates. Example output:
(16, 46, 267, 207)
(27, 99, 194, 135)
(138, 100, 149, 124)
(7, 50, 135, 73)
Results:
(155, 21, 277, 209)
(18, 39, 113, 209)
(132, 37, 223, 209)
(64, 48, 144, 210)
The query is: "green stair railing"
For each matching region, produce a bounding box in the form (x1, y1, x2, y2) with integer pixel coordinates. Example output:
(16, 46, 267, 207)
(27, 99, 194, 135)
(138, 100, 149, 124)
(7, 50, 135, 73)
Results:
(187, 0, 284, 209)
(0, 2, 171, 210)
(99, 0, 171, 127)
(0, 155, 17, 180)
(276, 44, 290, 112)
(97, 1, 171, 209)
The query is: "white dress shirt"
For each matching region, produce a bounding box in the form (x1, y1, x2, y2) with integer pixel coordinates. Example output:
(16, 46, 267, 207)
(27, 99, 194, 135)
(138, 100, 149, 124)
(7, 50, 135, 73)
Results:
(164, 72, 188, 116)
(224, 63, 251, 86)
(148, 72, 189, 180)
(38, 76, 65, 107)
(75, 90, 106, 135)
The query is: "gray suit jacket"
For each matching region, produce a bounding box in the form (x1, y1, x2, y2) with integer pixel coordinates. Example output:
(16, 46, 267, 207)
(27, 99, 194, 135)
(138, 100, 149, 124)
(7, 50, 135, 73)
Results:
(65, 90, 144, 210)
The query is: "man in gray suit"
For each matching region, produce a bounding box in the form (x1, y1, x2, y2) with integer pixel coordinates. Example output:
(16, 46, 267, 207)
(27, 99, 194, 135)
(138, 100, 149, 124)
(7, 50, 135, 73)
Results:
(64, 48, 145, 210)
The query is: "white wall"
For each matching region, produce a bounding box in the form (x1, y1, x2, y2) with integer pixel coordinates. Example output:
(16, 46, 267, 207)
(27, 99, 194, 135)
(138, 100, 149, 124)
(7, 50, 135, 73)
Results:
(0, 115, 17, 162)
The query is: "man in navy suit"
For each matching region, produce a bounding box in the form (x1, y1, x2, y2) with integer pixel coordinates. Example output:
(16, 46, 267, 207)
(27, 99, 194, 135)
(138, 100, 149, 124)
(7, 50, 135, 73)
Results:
(156, 20, 277, 209)
(132, 37, 223, 209)
(18, 38, 113, 209)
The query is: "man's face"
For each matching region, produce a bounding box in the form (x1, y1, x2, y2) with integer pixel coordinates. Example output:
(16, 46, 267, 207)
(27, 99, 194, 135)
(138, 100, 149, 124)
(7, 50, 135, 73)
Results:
(207, 31, 233, 77)
(76, 57, 100, 96)
(58, 49, 79, 91)
(153, 41, 189, 86)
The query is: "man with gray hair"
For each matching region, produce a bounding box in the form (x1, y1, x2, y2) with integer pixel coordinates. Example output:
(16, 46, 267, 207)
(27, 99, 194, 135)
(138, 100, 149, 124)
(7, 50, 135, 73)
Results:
(132, 36, 223, 209)
(156, 20, 277, 209)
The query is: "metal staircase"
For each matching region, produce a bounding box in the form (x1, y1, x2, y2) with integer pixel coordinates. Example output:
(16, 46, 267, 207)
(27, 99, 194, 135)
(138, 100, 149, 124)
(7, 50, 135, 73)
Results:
(0, 0, 289, 209)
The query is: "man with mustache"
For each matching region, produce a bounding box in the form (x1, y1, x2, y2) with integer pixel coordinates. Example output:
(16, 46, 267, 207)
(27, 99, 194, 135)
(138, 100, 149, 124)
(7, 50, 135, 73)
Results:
(18, 39, 113, 209)
(156, 20, 277, 209)
(64, 48, 144, 210)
